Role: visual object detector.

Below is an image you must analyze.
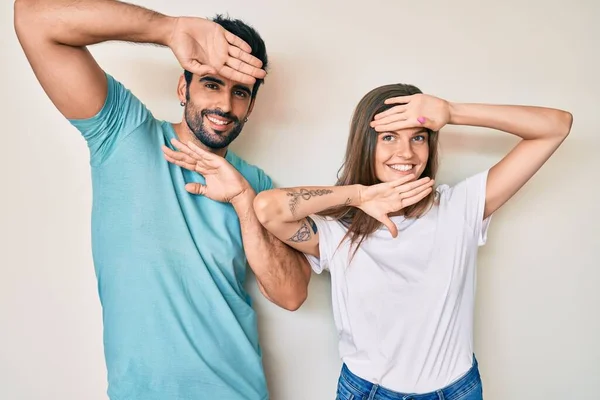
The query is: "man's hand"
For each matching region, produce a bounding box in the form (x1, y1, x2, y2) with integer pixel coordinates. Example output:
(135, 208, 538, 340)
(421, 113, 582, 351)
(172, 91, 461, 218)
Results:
(168, 17, 266, 85)
(162, 139, 251, 203)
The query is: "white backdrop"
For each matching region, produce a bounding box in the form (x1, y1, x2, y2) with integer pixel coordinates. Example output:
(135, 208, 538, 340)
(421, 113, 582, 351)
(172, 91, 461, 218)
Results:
(1, 0, 599, 399)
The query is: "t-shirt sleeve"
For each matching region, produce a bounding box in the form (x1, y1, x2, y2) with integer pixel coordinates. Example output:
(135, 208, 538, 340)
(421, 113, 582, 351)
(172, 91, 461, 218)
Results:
(68, 73, 152, 166)
(439, 170, 492, 246)
(257, 170, 274, 193)
(303, 215, 341, 274)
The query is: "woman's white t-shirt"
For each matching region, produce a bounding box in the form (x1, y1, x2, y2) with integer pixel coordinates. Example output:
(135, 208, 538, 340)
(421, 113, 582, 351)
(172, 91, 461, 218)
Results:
(306, 171, 492, 393)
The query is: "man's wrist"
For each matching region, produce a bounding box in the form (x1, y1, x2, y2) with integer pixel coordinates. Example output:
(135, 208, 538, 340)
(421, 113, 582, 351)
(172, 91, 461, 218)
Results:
(155, 15, 178, 47)
(230, 186, 256, 209)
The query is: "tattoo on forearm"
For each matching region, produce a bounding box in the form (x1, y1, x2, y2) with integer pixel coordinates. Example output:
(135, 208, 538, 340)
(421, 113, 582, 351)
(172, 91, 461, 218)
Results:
(284, 188, 333, 217)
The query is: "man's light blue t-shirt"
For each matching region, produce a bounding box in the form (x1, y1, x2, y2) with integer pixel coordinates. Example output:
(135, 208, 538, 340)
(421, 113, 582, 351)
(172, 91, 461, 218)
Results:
(69, 74, 272, 400)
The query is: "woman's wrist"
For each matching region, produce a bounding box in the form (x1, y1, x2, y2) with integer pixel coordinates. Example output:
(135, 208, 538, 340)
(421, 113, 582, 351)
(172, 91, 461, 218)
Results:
(448, 102, 463, 125)
(349, 184, 364, 208)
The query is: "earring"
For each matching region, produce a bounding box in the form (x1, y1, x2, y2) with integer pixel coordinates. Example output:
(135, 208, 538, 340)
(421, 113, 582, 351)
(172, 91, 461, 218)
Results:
(180, 101, 186, 107)
(244, 117, 248, 122)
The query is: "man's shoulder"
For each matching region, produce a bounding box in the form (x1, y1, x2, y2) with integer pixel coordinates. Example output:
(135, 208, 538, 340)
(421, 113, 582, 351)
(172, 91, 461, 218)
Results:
(226, 151, 273, 192)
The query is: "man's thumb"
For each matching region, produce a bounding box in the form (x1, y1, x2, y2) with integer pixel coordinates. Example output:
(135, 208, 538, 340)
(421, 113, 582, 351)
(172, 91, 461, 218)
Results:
(186, 183, 207, 196)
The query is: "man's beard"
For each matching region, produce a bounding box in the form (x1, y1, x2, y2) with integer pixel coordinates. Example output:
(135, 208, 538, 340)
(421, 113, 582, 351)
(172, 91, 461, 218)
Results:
(185, 106, 245, 149)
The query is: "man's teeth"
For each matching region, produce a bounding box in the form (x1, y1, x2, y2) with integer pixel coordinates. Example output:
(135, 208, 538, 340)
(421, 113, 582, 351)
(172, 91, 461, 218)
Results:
(390, 164, 413, 172)
(207, 116, 230, 126)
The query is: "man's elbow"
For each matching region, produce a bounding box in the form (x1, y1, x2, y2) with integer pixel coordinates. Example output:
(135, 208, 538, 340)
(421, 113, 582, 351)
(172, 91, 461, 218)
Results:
(278, 288, 308, 312)
(14, 0, 34, 26)
(14, 0, 42, 39)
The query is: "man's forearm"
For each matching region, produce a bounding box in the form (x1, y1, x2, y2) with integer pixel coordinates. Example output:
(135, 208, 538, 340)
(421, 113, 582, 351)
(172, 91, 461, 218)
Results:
(232, 190, 310, 311)
(15, 0, 175, 47)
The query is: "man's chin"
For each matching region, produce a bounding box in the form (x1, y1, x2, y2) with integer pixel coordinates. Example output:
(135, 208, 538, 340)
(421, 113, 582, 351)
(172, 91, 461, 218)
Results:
(193, 132, 231, 149)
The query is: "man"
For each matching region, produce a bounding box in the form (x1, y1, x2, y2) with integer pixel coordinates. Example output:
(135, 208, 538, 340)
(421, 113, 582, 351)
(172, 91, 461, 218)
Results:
(14, 0, 311, 399)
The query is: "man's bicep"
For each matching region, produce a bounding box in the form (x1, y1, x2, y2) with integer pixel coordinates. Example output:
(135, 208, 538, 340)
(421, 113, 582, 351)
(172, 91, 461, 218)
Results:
(16, 30, 108, 120)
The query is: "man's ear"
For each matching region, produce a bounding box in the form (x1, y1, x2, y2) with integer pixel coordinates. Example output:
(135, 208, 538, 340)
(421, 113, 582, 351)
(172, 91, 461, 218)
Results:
(246, 97, 256, 119)
(177, 74, 188, 104)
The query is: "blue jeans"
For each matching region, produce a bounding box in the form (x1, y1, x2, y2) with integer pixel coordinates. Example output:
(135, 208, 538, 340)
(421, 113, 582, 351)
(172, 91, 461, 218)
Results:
(336, 357, 483, 400)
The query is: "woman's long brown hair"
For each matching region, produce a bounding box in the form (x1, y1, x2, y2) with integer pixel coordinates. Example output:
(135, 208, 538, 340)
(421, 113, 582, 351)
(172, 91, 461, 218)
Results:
(317, 83, 439, 254)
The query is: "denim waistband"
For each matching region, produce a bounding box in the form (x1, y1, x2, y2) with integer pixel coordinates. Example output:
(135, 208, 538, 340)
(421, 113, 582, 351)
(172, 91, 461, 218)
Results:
(340, 356, 481, 400)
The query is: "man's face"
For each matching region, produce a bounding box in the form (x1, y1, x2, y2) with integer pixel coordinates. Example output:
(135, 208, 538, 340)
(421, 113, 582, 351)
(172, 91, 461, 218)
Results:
(184, 74, 254, 149)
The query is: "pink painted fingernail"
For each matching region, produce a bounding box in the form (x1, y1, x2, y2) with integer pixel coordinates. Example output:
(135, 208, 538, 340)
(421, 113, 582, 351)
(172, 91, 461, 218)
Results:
(417, 117, 426, 124)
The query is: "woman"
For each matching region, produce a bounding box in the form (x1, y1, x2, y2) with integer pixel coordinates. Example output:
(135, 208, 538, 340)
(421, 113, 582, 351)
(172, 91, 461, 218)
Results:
(252, 83, 572, 399)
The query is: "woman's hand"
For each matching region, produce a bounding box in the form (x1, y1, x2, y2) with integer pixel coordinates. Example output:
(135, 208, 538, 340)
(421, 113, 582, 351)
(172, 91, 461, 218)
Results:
(356, 175, 434, 237)
(371, 94, 451, 132)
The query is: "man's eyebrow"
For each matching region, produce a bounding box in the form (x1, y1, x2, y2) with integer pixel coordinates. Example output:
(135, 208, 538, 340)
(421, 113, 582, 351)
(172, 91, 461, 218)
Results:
(199, 76, 251, 95)
(199, 76, 225, 86)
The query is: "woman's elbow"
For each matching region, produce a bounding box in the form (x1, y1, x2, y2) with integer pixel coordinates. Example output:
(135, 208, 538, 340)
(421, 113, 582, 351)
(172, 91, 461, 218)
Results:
(253, 191, 282, 225)
(556, 110, 573, 139)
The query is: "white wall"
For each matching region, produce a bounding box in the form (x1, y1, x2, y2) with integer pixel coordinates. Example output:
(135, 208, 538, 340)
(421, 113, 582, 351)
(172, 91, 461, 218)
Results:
(1, 0, 599, 399)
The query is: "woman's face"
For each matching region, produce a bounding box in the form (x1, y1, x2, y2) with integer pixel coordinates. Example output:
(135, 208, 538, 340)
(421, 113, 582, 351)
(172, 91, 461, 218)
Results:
(373, 127, 430, 183)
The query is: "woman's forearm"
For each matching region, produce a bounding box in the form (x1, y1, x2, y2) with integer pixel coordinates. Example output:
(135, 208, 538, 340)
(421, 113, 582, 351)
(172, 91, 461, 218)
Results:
(448, 103, 572, 141)
(254, 185, 361, 224)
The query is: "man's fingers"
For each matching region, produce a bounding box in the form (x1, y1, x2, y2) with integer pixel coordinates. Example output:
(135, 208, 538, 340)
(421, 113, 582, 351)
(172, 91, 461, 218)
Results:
(224, 30, 252, 54)
(164, 143, 212, 173)
(228, 44, 265, 71)
(162, 147, 196, 171)
(171, 139, 213, 169)
(164, 154, 196, 171)
(225, 56, 265, 82)
(185, 183, 208, 196)
(186, 141, 214, 160)
(184, 61, 217, 79)
(218, 65, 256, 85)
(162, 145, 196, 164)
(171, 139, 201, 160)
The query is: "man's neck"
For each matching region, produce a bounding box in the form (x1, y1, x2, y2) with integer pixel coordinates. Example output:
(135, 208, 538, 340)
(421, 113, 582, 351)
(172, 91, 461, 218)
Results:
(171, 122, 228, 158)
